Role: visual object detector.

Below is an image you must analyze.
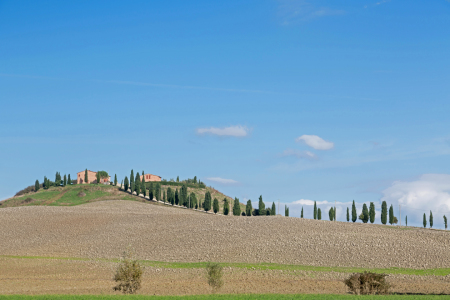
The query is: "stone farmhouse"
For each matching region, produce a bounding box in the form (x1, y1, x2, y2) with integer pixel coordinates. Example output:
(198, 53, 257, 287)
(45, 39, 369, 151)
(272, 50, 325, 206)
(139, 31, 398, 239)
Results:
(77, 170, 110, 184)
(140, 173, 162, 182)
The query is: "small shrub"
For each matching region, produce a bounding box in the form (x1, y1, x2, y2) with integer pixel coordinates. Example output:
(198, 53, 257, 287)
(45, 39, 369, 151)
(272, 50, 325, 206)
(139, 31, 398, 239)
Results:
(77, 191, 86, 197)
(344, 271, 390, 295)
(113, 251, 143, 294)
(206, 262, 224, 293)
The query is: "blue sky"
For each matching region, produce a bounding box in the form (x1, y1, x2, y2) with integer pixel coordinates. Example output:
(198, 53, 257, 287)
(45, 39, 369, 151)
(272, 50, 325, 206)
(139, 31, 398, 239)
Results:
(1, 0, 450, 227)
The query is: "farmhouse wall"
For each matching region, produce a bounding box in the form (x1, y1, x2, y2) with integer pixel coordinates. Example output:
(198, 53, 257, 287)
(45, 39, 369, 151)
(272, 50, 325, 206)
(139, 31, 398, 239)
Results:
(140, 174, 162, 182)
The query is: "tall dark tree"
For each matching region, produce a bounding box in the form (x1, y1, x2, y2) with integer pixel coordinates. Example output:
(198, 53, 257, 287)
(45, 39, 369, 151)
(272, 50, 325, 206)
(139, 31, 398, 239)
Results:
(246, 200, 252, 217)
(389, 205, 394, 225)
(131, 182, 135, 194)
(271, 202, 276, 215)
(430, 211, 433, 228)
(423, 213, 427, 228)
(96, 171, 101, 184)
(233, 197, 241, 216)
(329, 207, 334, 221)
(193, 176, 197, 184)
(405, 215, 408, 227)
(181, 184, 188, 206)
(285, 205, 289, 217)
(369, 202, 375, 224)
(444, 215, 447, 230)
(135, 173, 141, 194)
(359, 203, 369, 223)
(189, 192, 197, 208)
(156, 184, 161, 201)
(130, 170, 134, 186)
(68, 174, 71, 185)
(35, 180, 40, 192)
(114, 174, 118, 186)
(124, 176, 129, 191)
(141, 177, 146, 197)
(381, 201, 387, 225)
(258, 195, 265, 215)
(213, 198, 219, 214)
(352, 200, 357, 223)
(167, 187, 174, 205)
(301, 207, 304, 218)
(63, 174, 67, 187)
(176, 176, 179, 182)
(55, 172, 61, 186)
(346, 207, 350, 222)
(314, 201, 317, 220)
(204, 191, 212, 211)
(317, 208, 321, 220)
(223, 199, 229, 215)
(175, 188, 180, 205)
(85, 169, 88, 184)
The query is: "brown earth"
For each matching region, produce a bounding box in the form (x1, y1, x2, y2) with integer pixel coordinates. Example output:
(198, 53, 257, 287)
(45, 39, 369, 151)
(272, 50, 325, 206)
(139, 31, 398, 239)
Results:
(0, 257, 449, 295)
(1, 200, 450, 295)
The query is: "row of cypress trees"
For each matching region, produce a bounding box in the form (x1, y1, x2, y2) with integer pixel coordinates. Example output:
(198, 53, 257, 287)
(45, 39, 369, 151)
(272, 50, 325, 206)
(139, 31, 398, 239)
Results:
(35, 172, 72, 192)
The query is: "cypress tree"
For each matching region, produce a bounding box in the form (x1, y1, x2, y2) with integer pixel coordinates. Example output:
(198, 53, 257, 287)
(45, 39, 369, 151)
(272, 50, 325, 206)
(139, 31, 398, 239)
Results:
(258, 195, 265, 215)
(213, 198, 219, 214)
(285, 205, 289, 217)
(389, 205, 394, 225)
(313, 201, 317, 220)
(430, 211, 433, 228)
(189, 192, 197, 208)
(346, 207, 349, 222)
(135, 173, 140, 194)
(84, 169, 88, 184)
(246, 200, 252, 216)
(124, 176, 129, 191)
(369, 202, 375, 224)
(163, 190, 166, 203)
(444, 215, 447, 230)
(381, 201, 387, 225)
(405, 215, 408, 227)
(96, 171, 100, 184)
(317, 208, 321, 220)
(423, 213, 427, 228)
(141, 175, 146, 196)
(329, 207, 334, 221)
(175, 188, 180, 205)
(35, 180, 40, 192)
(120, 180, 123, 189)
(233, 197, 241, 216)
(68, 174, 71, 185)
(63, 174, 66, 186)
(271, 202, 276, 215)
(352, 200, 357, 223)
(223, 199, 229, 215)
(114, 174, 117, 186)
(131, 182, 135, 194)
(204, 191, 211, 211)
(156, 184, 161, 201)
(176, 176, 179, 182)
(360, 203, 369, 223)
(301, 207, 304, 218)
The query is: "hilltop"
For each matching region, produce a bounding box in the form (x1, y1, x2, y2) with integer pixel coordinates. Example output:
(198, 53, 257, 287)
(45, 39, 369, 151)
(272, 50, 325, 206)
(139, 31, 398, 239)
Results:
(0, 182, 246, 213)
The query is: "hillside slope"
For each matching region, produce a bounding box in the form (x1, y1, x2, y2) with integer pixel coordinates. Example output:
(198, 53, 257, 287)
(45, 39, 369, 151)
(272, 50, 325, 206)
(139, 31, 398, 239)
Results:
(0, 183, 246, 213)
(0, 200, 449, 270)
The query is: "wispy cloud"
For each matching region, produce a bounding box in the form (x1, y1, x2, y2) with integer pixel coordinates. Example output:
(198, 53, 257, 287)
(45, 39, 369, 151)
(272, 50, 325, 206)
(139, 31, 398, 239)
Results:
(277, 0, 345, 25)
(281, 148, 317, 160)
(296, 135, 334, 150)
(196, 125, 250, 137)
(206, 177, 239, 185)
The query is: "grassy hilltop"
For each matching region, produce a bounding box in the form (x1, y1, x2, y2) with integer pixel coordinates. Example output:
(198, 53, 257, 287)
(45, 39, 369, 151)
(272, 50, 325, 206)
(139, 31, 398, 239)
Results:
(0, 183, 245, 213)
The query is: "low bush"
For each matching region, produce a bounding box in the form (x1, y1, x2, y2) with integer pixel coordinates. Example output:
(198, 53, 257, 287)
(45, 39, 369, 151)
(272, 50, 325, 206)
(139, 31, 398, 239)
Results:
(113, 251, 143, 294)
(344, 271, 390, 295)
(206, 262, 224, 293)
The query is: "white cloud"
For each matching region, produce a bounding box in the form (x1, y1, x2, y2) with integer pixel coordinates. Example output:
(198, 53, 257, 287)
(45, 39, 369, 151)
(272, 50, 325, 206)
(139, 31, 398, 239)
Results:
(296, 135, 334, 150)
(381, 174, 450, 226)
(281, 148, 317, 160)
(196, 126, 249, 137)
(206, 177, 239, 185)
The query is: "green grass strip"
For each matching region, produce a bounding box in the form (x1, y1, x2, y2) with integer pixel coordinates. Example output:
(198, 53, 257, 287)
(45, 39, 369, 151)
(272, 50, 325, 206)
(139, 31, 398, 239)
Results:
(0, 294, 446, 300)
(1, 255, 449, 276)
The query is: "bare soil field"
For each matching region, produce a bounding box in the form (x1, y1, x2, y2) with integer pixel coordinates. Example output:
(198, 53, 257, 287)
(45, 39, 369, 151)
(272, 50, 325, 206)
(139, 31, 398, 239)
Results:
(0, 200, 449, 295)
